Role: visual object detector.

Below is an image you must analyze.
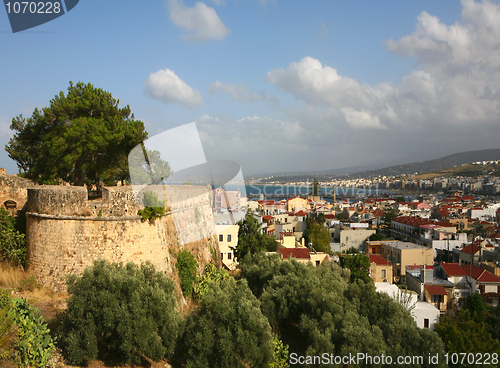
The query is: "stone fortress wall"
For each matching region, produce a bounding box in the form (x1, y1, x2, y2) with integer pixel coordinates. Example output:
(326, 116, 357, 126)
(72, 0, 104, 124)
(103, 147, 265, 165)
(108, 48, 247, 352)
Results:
(0, 169, 36, 214)
(24, 184, 220, 291)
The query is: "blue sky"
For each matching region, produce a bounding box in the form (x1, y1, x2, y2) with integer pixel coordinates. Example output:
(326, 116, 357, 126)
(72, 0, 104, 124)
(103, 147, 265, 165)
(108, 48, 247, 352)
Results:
(1, 0, 498, 177)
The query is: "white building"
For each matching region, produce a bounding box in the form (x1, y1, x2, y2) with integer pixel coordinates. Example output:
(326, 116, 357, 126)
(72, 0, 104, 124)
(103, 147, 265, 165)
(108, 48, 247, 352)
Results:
(375, 282, 440, 330)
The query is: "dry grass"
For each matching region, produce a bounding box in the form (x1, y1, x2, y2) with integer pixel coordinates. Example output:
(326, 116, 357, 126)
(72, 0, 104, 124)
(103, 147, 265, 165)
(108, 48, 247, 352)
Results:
(0, 263, 27, 290)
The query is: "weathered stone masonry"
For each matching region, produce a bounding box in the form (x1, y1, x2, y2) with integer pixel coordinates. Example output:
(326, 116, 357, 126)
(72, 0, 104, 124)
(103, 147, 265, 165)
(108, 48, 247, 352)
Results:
(25, 185, 220, 291)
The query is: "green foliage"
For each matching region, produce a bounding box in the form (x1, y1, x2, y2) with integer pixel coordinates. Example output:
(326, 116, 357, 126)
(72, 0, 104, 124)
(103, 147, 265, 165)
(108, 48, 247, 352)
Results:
(269, 334, 289, 368)
(239, 253, 445, 367)
(340, 253, 371, 283)
(175, 278, 274, 368)
(138, 206, 165, 221)
(309, 178, 320, 196)
(394, 196, 405, 202)
(368, 232, 384, 241)
(381, 207, 399, 237)
(6, 81, 148, 186)
(138, 191, 166, 220)
(59, 260, 179, 366)
(0, 291, 15, 362)
(0, 208, 27, 267)
(435, 313, 500, 367)
(435, 293, 500, 366)
(1, 295, 55, 368)
(303, 214, 331, 254)
(234, 211, 276, 261)
(176, 250, 198, 297)
(192, 262, 229, 300)
(17, 275, 40, 292)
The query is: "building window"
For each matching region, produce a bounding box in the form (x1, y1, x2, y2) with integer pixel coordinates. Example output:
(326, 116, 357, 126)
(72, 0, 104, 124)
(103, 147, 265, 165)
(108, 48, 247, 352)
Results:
(316, 261, 320, 266)
(221, 253, 224, 260)
(382, 270, 386, 278)
(424, 319, 429, 329)
(227, 234, 232, 242)
(228, 253, 232, 260)
(219, 234, 223, 242)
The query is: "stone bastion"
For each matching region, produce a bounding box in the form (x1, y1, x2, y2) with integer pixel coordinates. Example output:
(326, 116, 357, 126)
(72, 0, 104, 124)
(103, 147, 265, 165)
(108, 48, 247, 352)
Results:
(25, 185, 220, 291)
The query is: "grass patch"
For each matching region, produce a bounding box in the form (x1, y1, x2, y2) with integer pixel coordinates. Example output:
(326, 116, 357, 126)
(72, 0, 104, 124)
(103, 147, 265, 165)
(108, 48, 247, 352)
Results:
(0, 263, 27, 289)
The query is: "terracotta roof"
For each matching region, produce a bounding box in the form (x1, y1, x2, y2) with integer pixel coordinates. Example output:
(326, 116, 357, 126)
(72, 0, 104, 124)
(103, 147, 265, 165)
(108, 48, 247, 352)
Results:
(440, 263, 467, 277)
(369, 254, 391, 266)
(279, 248, 310, 259)
(295, 210, 308, 216)
(262, 215, 274, 220)
(462, 265, 500, 283)
(257, 200, 275, 205)
(460, 243, 481, 255)
(424, 285, 448, 296)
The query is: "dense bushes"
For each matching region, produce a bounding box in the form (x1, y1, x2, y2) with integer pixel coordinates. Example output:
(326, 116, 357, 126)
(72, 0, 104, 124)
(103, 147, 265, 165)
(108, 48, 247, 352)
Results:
(240, 253, 446, 368)
(0, 208, 27, 267)
(59, 260, 179, 366)
(0, 290, 55, 367)
(176, 250, 198, 297)
(175, 278, 273, 368)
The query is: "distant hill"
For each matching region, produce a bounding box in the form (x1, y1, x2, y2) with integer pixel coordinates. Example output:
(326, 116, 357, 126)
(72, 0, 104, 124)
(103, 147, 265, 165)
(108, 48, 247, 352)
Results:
(347, 149, 500, 178)
(254, 149, 500, 182)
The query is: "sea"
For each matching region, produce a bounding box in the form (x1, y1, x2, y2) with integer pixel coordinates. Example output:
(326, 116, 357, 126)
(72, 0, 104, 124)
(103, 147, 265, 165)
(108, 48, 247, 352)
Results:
(221, 184, 394, 201)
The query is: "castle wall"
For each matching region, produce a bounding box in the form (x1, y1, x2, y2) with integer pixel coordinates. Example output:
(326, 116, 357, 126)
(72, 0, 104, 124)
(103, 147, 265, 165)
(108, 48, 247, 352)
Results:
(26, 185, 220, 291)
(0, 172, 36, 214)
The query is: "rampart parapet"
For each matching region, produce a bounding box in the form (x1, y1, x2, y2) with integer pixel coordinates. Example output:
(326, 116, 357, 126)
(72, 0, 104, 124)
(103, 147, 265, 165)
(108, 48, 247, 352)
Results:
(25, 184, 220, 291)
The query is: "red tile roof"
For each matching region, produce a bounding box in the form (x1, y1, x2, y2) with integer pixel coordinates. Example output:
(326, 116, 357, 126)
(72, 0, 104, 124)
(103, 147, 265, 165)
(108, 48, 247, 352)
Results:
(425, 285, 448, 296)
(295, 210, 308, 216)
(369, 254, 391, 266)
(440, 263, 467, 277)
(262, 215, 274, 220)
(460, 243, 481, 255)
(279, 248, 310, 260)
(462, 265, 500, 283)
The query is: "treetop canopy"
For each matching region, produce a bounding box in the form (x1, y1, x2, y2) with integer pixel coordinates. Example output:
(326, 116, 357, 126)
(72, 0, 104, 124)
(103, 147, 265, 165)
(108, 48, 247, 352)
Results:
(6, 82, 148, 187)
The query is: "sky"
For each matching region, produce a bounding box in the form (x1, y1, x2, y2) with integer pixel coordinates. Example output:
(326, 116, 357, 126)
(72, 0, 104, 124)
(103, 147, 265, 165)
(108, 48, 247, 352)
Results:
(1, 0, 499, 177)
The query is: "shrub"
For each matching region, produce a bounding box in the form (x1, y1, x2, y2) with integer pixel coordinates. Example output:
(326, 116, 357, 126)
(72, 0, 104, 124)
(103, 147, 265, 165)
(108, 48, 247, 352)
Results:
(138, 191, 166, 221)
(192, 262, 229, 300)
(59, 260, 179, 366)
(0, 208, 27, 267)
(176, 250, 198, 297)
(0, 292, 15, 363)
(269, 334, 289, 368)
(0, 290, 55, 367)
(175, 278, 273, 368)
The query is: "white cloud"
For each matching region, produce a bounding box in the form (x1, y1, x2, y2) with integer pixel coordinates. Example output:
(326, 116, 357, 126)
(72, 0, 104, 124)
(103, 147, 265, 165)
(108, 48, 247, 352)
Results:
(385, 0, 500, 70)
(262, 1, 500, 167)
(167, 0, 230, 42)
(145, 69, 203, 108)
(207, 81, 266, 102)
(195, 114, 307, 173)
(341, 108, 387, 130)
